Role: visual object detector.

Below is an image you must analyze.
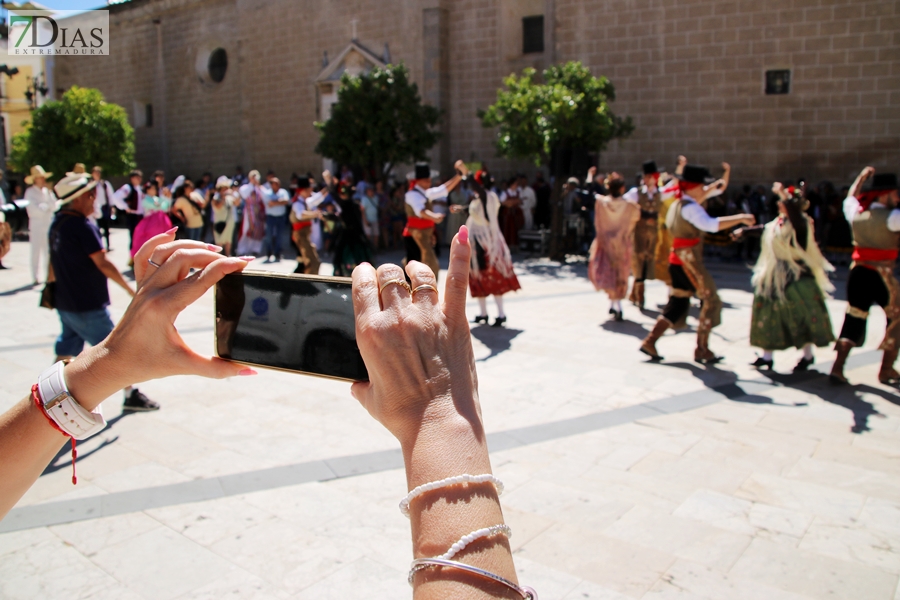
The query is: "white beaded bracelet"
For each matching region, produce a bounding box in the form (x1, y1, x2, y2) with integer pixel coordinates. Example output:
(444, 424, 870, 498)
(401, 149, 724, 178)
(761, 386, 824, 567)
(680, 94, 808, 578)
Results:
(440, 524, 511, 561)
(399, 474, 504, 517)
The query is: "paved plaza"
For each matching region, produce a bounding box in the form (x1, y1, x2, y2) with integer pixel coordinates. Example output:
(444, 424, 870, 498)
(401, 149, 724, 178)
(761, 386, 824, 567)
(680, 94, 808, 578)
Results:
(1, 230, 899, 600)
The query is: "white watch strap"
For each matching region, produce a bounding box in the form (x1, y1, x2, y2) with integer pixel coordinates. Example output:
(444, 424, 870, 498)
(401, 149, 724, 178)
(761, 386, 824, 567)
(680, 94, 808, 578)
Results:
(38, 361, 106, 440)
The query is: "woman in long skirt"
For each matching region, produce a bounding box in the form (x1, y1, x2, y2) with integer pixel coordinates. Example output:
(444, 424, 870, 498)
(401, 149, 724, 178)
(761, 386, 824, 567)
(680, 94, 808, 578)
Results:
(130, 182, 172, 257)
(588, 173, 640, 321)
(451, 173, 520, 327)
(738, 183, 835, 371)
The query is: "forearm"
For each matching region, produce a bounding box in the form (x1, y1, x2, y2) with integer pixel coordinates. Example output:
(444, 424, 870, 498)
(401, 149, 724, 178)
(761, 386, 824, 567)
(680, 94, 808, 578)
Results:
(717, 215, 747, 231)
(422, 210, 443, 222)
(99, 260, 135, 295)
(442, 175, 463, 195)
(403, 416, 517, 599)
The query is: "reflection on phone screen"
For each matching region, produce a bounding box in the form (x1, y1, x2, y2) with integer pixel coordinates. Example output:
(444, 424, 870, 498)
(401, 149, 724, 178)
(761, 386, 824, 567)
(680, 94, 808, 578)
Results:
(216, 272, 368, 381)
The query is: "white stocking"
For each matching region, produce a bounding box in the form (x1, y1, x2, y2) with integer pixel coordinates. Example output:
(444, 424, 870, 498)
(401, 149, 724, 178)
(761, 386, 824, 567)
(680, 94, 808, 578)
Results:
(494, 295, 505, 318)
(802, 343, 814, 360)
(477, 297, 488, 316)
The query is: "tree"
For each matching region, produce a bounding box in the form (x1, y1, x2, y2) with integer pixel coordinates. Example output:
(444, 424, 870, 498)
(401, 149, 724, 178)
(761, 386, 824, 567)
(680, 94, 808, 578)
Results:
(9, 86, 135, 179)
(479, 62, 634, 258)
(315, 64, 441, 179)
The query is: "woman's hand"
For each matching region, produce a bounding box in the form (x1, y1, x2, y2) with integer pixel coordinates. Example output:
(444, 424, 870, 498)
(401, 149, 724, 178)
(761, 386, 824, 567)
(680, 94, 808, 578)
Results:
(350, 227, 480, 448)
(64, 231, 254, 410)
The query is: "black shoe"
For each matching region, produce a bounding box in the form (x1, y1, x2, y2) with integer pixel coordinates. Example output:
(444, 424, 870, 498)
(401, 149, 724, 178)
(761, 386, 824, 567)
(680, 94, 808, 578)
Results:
(608, 308, 616, 315)
(123, 389, 160, 412)
(472, 315, 489, 324)
(751, 356, 774, 370)
(614, 310, 624, 322)
(492, 316, 507, 327)
(0, 262, 7, 270)
(793, 356, 814, 373)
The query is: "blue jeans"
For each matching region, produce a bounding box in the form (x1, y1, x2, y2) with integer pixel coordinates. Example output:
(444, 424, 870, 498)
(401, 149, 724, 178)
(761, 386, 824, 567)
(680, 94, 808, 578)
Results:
(185, 227, 203, 241)
(56, 308, 115, 357)
(263, 214, 284, 258)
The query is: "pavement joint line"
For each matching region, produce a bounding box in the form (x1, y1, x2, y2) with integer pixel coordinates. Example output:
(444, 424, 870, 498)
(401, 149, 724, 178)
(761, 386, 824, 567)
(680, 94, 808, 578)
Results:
(0, 350, 883, 534)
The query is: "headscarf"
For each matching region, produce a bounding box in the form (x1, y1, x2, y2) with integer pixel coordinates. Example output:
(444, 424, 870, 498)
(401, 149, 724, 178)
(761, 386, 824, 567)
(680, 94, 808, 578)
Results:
(466, 190, 514, 278)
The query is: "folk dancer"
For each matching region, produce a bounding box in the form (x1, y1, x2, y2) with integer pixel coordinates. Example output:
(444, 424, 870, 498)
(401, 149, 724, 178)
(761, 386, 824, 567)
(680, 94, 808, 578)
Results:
(450, 171, 521, 327)
(290, 176, 323, 275)
(736, 182, 835, 371)
(112, 170, 145, 253)
(830, 168, 900, 385)
(624, 160, 663, 308)
(640, 164, 755, 363)
(588, 173, 640, 321)
(404, 162, 467, 280)
(236, 170, 267, 256)
(499, 176, 524, 248)
(653, 155, 688, 297)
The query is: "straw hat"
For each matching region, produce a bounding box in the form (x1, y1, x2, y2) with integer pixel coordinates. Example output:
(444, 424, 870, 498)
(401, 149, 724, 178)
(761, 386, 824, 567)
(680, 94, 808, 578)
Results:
(67, 163, 87, 176)
(24, 165, 52, 185)
(215, 175, 232, 189)
(54, 173, 98, 204)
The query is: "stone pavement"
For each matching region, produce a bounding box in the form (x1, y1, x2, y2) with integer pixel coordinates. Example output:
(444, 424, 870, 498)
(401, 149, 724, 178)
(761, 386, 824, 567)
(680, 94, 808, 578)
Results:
(1, 230, 899, 600)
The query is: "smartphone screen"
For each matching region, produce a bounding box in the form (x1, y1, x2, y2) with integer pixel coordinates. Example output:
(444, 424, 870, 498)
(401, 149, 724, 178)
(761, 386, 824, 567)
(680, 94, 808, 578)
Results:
(215, 271, 368, 382)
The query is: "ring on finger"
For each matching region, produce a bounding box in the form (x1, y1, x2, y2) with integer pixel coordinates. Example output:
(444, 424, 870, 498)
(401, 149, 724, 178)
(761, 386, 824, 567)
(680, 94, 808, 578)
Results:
(411, 284, 438, 298)
(379, 277, 411, 296)
(148, 258, 162, 268)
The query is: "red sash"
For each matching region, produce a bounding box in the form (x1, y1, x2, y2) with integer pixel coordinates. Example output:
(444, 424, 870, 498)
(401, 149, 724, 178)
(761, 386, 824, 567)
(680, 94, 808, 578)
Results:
(404, 216, 435, 236)
(852, 247, 898, 263)
(669, 237, 700, 266)
(292, 221, 312, 231)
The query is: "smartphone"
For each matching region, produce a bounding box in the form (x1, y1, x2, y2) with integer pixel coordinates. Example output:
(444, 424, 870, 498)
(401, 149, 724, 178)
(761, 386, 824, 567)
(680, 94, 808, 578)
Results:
(214, 271, 368, 382)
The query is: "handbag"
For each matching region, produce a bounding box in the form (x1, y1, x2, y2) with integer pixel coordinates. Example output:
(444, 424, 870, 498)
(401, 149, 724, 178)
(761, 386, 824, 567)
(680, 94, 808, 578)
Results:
(214, 221, 227, 234)
(39, 263, 56, 310)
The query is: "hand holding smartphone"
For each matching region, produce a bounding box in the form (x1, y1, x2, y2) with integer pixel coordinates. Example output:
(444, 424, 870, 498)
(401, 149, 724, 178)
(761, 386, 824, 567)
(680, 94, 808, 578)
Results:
(215, 271, 369, 382)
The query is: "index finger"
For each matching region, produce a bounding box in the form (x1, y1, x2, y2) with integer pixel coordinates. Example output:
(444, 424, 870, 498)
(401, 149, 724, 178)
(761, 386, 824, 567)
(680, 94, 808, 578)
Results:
(133, 227, 178, 283)
(352, 262, 380, 326)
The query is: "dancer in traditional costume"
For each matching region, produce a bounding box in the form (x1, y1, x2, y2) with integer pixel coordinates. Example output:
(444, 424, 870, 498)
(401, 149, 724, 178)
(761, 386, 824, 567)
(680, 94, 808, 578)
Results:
(830, 168, 900, 385)
(653, 156, 688, 294)
(236, 170, 267, 256)
(450, 172, 521, 327)
(588, 173, 640, 321)
(130, 180, 173, 257)
(290, 176, 323, 275)
(737, 182, 834, 371)
(625, 160, 663, 308)
(404, 161, 467, 280)
(640, 164, 755, 363)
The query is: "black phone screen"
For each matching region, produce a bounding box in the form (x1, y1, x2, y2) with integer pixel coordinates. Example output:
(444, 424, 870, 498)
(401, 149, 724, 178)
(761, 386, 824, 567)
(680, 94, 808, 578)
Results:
(215, 271, 368, 382)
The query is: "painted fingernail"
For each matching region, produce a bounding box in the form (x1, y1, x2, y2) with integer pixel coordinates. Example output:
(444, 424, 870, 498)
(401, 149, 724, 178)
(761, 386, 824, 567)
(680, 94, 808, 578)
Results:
(458, 225, 469, 245)
(208, 244, 223, 252)
(239, 255, 256, 261)
(165, 226, 178, 234)
(238, 368, 258, 376)
(360, 262, 372, 268)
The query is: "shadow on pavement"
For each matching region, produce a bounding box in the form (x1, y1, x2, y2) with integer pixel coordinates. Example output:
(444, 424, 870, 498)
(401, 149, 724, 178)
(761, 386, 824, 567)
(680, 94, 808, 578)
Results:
(41, 411, 138, 476)
(660, 361, 782, 405)
(0, 283, 38, 297)
(470, 324, 523, 362)
(600, 319, 648, 340)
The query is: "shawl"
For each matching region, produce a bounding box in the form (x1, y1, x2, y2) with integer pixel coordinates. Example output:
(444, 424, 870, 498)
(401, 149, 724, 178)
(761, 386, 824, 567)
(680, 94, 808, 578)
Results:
(467, 191, 514, 278)
(751, 216, 834, 300)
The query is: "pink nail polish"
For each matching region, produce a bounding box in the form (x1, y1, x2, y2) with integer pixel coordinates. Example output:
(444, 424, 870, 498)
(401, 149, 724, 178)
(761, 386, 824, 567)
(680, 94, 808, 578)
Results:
(208, 244, 223, 252)
(360, 262, 372, 268)
(458, 226, 469, 245)
(238, 368, 258, 376)
(239, 255, 256, 261)
(165, 226, 178, 234)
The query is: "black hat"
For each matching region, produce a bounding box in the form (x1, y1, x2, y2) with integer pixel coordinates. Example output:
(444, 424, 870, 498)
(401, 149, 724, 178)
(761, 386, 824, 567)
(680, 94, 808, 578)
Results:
(415, 163, 431, 180)
(642, 160, 660, 175)
(295, 177, 311, 190)
(678, 164, 715, 184)
(862, 173, 898, 193)
(339, 184, 354, 196)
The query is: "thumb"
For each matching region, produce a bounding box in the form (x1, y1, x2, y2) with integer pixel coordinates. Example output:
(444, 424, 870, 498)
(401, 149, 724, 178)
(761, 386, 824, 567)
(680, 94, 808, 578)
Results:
(185, 350, 256, 379)
(350, 381, 374, 413)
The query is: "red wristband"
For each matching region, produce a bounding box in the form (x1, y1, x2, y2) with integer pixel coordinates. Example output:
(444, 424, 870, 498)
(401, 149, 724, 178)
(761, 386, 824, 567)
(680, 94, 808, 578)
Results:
(32, 383, 79, 485)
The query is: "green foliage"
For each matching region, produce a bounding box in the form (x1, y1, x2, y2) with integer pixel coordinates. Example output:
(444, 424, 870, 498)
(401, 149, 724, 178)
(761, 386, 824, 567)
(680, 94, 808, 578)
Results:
(479, 62, 634, 166)
(315, 64, 441, 178)
(9, 86, 135, 179)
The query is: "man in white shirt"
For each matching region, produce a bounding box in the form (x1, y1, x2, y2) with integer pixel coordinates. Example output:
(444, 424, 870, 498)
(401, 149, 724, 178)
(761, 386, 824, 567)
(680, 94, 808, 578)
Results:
(831, 167, 900, 385)
(641, 164, 754, 363)
(24, 165, 57, 284)
(404, 161, 468, 279)
(517, 173, 537, 231)
(112, 169, 144, 252)
(92, 166, 116, 250)
(262, 177, 290, 262)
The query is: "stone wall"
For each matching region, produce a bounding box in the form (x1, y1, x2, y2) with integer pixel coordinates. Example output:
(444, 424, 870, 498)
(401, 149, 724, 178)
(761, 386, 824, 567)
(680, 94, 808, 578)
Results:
(52, 0, 900, 186)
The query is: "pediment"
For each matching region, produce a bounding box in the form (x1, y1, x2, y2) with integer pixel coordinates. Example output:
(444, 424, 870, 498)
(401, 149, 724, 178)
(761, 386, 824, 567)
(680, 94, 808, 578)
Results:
(315, 41, 386, 85)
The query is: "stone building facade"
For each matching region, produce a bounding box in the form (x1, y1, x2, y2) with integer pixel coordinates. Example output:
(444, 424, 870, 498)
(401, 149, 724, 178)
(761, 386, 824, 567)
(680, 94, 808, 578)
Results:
(52, 0, 900, 185)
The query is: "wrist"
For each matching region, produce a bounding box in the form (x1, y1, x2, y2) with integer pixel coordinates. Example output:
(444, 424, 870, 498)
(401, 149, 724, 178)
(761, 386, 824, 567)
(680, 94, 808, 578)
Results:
(400, 410, 490, 490)
(63, 342, 131, 411)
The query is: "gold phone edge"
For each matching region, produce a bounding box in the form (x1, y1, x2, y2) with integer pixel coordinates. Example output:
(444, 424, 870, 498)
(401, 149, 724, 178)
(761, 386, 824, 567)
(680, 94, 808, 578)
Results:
(213, 270, 364, 384)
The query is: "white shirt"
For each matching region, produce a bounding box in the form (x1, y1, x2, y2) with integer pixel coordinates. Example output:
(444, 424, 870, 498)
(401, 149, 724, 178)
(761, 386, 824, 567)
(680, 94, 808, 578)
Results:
(264, 188, 290, 217)
(112, 183, 144, 214)
(679, 196, 720, 233)
(94, 180, 114, 207)
(843, 195, 900, 232)
(623, 185, 657, 204)
(405, 184, 448, 217)
(24, 185, 57, 229)
(519, 185, 536, 210)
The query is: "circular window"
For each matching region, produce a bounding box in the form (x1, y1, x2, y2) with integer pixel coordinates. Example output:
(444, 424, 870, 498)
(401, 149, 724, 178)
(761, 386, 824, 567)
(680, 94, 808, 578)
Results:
(208, 48, 228, 83)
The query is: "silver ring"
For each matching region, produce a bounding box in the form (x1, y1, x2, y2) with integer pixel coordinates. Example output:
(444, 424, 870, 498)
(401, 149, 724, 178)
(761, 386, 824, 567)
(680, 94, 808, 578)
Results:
(147, 258, 162, 268)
